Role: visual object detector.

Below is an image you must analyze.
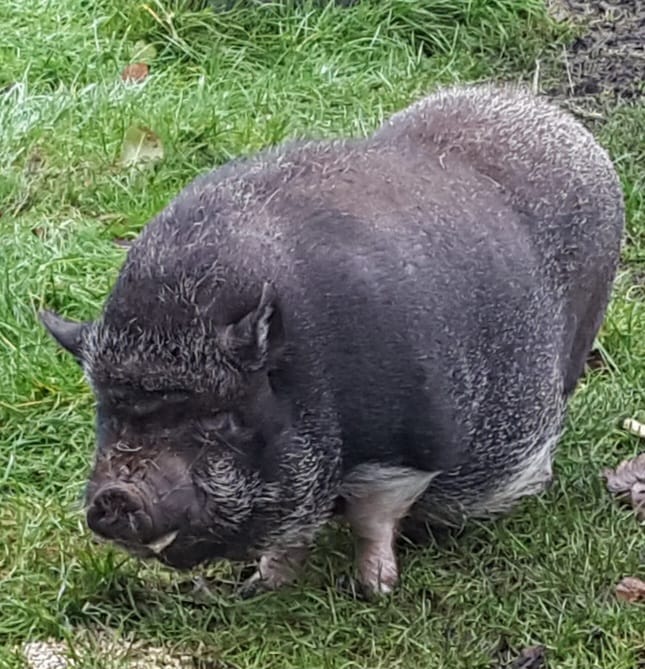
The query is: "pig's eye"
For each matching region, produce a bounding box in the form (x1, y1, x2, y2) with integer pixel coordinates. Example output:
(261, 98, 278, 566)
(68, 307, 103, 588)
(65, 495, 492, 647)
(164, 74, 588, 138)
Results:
(129, 392, 191, 417)
(131, 399, 164, 416)
(159, 390, 191, 403)
(104, 386, 191, 412)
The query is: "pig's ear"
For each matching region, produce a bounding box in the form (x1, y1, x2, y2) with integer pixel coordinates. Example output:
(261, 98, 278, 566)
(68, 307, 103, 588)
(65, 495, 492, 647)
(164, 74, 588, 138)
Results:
(39, 309, 90, 362)
(225, 283, 285, 370)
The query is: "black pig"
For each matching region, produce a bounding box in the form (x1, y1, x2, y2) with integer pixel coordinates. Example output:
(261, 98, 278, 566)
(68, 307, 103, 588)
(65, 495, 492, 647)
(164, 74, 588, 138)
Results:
(41, 83, 625, 596)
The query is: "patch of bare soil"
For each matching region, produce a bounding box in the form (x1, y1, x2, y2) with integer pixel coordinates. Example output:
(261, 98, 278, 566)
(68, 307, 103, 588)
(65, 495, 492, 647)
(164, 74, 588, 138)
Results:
(545, 0, 644, 113)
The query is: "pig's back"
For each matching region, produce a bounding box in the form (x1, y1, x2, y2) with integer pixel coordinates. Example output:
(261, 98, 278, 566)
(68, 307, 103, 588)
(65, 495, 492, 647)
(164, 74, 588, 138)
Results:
(373, 83, 625, 396)
(117, 84, 622, 493)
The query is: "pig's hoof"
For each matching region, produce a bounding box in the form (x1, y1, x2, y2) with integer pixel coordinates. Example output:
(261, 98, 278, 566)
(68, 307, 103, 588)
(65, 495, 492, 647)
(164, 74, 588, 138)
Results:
(334, 574, 395, 601)
(359, 576, 397, 598)
(237, 571, 271, 599)
(236, 566, 296, 599)
(355, 548, 399, 598)
(236, 547, 307, 598)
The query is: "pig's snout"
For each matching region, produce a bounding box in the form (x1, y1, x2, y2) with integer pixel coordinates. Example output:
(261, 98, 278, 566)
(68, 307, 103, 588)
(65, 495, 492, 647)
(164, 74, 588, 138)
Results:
(86, 484, 154, 545)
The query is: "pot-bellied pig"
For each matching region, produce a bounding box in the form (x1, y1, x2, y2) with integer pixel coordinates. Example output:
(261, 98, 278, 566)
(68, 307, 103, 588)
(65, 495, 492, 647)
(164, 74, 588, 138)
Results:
(41, 83, 625, 596)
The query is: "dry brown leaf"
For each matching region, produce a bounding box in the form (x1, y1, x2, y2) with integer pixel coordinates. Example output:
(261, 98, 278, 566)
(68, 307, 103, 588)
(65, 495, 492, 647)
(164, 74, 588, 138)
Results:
(511, 645, 546, 669)
(121, 62, 149, 83)
(602, 452, 645, 520)
(615, 576, 645, 603)
(632, 482, 645, 515)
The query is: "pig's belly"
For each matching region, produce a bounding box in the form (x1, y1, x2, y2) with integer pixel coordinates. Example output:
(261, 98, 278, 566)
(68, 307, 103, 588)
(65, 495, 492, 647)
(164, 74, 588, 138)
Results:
(409, 427, 562, 526)
(339, 415, 563, 531)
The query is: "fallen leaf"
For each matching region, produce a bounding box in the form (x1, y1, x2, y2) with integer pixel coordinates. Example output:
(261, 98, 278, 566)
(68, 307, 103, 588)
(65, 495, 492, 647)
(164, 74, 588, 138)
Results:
(603, 453, 645, 494)
(511, 645, 546, 669)
(615, 576, 645, 603)
(121, 62, 149, 83)
(602, 452, 645, 520)
(132, 40, 157, 65)
(119, 126, 164, 168)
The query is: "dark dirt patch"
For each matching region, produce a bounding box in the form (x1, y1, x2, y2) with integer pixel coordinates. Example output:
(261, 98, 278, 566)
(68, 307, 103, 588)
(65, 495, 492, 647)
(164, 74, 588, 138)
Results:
(544, 0, 644, 114)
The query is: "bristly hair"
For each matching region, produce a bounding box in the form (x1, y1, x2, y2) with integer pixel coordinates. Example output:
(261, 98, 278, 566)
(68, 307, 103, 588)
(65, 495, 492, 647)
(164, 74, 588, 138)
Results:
(83, 318, 241, 394)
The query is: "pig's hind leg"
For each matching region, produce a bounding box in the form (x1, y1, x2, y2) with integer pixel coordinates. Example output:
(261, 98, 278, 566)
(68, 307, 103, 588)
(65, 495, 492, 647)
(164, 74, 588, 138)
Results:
(340, 465, 438, 596)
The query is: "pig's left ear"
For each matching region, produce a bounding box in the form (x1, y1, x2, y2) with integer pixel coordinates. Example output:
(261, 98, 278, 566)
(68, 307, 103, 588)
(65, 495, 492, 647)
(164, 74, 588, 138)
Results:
(39, 309, 91, 363)
(225, 283, 285, 371)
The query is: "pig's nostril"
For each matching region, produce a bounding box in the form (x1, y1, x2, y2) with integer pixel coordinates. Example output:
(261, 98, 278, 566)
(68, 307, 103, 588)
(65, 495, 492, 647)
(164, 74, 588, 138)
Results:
(86, 485, 153, 544)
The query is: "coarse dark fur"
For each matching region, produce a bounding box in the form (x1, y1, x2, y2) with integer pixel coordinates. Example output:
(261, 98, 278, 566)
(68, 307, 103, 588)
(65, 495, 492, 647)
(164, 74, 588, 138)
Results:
(41, 82, 625, 594)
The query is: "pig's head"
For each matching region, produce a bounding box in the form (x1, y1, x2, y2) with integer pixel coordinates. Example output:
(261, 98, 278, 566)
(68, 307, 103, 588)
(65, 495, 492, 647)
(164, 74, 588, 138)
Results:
(40, 274, 293, 570)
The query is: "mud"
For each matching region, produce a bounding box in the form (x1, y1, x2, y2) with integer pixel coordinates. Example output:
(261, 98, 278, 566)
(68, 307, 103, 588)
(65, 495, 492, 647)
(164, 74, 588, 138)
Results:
(545, 0, 644, 109)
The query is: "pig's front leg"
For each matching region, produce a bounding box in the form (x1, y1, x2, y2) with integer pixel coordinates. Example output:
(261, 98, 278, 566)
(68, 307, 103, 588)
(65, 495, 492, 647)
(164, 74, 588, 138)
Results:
(341, 465, 438, 596)
(238, 545, 310, 598)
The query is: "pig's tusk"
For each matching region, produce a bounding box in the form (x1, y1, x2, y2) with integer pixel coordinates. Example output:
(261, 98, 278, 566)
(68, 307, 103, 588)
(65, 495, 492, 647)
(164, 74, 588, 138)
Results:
(146, 530, 179, 553)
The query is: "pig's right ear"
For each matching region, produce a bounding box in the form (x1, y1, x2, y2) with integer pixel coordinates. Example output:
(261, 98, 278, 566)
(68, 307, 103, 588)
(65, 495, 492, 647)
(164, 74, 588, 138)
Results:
(39, 309, 90, 362)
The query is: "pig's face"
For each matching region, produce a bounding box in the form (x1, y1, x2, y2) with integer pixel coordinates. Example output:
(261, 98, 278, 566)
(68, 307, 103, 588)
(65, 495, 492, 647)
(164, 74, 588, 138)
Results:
(40, 282, 290, 569)
(85, 392, 262, 567)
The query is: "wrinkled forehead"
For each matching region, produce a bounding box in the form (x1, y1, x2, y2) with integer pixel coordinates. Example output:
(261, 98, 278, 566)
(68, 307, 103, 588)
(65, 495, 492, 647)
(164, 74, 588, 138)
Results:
(83, 321, 239, 394)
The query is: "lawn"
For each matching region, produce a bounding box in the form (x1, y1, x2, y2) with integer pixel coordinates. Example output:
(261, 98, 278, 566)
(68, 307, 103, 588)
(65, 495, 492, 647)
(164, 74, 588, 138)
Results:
(0, 1, 643, 667)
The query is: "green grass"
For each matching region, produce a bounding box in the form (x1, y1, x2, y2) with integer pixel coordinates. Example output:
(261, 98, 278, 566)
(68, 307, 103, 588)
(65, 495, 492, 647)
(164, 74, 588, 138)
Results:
(1, 0, 643, 667)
